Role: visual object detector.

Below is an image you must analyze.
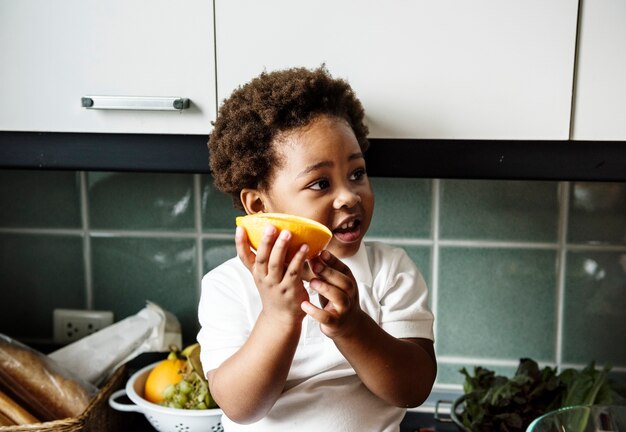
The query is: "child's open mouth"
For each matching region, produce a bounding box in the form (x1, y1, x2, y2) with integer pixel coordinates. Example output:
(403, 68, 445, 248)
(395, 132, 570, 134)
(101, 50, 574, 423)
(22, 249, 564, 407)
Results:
(332, 219, 362, 243)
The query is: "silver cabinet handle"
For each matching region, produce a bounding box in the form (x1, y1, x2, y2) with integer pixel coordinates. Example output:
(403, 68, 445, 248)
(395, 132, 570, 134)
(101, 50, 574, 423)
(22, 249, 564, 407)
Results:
(81, 96, 190, 111)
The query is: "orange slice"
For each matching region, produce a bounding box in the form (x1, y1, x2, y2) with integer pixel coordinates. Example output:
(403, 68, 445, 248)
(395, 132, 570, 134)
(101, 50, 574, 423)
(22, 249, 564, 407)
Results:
(236, 213, 332, 260)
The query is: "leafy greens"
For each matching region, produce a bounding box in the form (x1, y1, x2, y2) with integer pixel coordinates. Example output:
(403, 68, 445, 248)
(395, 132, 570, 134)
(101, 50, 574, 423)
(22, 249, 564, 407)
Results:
(458, 358, 613, 432)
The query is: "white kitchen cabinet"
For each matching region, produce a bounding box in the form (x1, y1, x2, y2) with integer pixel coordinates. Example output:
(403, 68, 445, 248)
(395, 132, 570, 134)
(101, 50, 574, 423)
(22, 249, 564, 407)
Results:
(215, 0, 578, 140)
(572, 0, 626, 141)
(0, 0, 215, 134)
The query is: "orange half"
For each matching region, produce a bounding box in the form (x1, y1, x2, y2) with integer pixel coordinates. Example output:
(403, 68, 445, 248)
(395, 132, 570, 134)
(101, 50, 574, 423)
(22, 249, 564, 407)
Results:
(143, 358, 185, 404)
(236, 213, 332, 260)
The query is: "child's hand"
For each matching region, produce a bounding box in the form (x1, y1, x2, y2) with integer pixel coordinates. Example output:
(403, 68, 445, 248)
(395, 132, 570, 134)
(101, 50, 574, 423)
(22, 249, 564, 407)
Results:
(301, 250, 365, 339)
(236, 224, 310, 325)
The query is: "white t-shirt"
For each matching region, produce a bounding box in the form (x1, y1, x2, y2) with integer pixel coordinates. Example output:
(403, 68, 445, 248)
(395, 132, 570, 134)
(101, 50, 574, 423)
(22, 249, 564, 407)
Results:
(197, 241, 434, 432)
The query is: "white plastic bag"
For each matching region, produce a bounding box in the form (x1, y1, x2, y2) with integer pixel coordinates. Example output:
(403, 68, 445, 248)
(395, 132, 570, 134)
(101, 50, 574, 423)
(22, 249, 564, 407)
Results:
(49, 301, 182, 385)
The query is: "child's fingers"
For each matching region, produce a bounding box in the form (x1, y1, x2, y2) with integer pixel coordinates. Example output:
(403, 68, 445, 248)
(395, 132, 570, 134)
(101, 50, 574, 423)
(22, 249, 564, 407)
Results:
(235, 226, 256, 270)
(283, 243, 309, 281)
(316, 250, 352, 276)
(309, 278, 350, 314)
(309, 252, 356, 294)
(301, 300, 335, 325)
(265, 229, 291, 279)
(301, 261, 316, 283)
(253, 224, 278, 275)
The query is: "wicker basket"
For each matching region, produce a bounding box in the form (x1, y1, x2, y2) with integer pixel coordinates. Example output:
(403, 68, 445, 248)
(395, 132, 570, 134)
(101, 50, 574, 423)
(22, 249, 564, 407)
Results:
(0, 365, 127, 432)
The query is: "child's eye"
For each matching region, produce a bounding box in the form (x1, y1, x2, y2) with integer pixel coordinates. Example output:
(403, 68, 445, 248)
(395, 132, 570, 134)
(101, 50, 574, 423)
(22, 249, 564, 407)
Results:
(350, 168, 367, 181)
(309, 179, 331, 190)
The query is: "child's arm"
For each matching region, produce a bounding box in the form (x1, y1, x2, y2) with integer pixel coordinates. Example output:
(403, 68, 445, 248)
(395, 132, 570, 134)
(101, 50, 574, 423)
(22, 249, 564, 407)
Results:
(301, 251, 437, 408)
(207, 225, 309, 424)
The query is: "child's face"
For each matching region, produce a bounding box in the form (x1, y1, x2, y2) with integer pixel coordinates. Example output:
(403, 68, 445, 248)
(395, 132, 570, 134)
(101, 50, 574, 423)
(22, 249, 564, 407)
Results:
(257, 115, 374, 258)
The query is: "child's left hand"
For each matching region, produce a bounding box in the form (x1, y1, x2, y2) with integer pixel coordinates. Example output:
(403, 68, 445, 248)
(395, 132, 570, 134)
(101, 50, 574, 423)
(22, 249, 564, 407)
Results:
(301, 250, 365, 339)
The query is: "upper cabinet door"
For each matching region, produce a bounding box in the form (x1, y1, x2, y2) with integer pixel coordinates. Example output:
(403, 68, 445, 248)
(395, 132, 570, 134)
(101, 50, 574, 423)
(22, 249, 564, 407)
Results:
(572, 0, 626, 141)
(215, 0, 578, 140)
(0, 0, 215, 134)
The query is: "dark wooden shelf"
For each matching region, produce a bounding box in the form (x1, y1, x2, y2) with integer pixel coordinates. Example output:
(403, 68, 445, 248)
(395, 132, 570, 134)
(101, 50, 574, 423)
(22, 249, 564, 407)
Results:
(1, 132, 624, 181)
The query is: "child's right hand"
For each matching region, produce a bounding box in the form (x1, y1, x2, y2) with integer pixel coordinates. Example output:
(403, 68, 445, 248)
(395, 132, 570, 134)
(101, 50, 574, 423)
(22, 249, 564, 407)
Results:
(236, 224, 310, 325)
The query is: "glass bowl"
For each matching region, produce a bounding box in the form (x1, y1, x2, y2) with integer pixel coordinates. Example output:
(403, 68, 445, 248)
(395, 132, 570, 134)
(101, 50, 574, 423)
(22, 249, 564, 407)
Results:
(527, 405, 626, 432)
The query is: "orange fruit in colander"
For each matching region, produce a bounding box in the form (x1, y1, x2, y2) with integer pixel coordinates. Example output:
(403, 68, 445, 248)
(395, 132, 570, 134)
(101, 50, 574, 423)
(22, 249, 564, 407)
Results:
(144, 358, 185, 404)
(236, 213, 332, 260)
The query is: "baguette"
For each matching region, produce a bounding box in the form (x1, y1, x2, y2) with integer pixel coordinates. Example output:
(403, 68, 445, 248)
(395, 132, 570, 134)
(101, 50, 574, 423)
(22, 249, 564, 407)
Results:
(0, 389, 38, 425)
(0, 337, 96, 421)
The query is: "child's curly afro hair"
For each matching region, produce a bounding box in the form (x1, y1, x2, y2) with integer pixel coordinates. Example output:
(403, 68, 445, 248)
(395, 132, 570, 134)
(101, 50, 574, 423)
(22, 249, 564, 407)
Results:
(208, 66, 369, 210)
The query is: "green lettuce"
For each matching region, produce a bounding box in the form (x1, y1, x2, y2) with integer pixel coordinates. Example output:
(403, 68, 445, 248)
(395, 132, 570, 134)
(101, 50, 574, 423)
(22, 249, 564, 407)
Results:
(458, 358, 614, 432)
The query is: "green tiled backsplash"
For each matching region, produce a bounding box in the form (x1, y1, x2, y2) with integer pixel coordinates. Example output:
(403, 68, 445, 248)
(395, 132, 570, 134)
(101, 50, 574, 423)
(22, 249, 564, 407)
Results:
(1, 170, 625, 389)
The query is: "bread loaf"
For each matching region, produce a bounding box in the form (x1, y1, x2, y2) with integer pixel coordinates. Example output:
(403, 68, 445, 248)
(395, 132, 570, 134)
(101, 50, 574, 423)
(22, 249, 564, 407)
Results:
(0, 336, 96, 421)
(0, 389, 38, 425)
(0, 410, 16, 426)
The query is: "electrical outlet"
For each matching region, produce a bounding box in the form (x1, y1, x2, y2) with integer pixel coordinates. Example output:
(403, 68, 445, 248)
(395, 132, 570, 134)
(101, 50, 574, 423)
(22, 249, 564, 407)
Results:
(53, 309, 114, 344)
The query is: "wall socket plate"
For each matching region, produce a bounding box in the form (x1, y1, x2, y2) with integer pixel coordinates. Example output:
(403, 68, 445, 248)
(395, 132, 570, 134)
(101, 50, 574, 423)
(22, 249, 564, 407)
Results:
(53, 309, 114, 344)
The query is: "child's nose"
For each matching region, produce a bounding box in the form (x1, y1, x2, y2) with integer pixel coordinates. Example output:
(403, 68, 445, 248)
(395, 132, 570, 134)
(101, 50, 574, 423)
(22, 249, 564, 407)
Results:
(333, 186, 361, 209)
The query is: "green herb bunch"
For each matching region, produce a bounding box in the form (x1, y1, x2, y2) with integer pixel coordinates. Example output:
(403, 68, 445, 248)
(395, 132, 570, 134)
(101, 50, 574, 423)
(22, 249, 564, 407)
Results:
(459, 358, 613, 432)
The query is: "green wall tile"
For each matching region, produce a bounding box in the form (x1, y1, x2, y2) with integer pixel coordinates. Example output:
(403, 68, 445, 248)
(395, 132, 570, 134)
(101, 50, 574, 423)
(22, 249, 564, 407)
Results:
(562, 251, 626, 366)
(368, 178, 431, 238)
(88, 172, 195, 231)
(91, 237, 198, 343)
(401, 245, 432, 297)
(608, 371, 626, 393)
(202, 239, 237, 274)
(0, 234, 85, 339)
(0, 169, 81, 228)
(437, 247, 557, 361)
(436, 362, 517, 386)
(440, 180, 559, 242)
(201, 176, 245, 233)
(568, 182, 626, 245)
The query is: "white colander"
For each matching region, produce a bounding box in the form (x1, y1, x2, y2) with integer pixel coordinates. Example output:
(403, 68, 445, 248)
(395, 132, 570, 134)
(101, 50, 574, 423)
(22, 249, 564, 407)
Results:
(109, 362, 224, 432)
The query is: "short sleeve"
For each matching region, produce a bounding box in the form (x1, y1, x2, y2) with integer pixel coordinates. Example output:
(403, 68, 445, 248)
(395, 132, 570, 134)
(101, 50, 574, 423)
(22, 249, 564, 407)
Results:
(197, 259, 253, 374)
(376, 246, 434, 341)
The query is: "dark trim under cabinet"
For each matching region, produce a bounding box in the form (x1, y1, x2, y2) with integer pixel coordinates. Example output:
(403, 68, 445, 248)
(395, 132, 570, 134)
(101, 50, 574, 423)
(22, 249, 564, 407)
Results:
(1, 131, 624, 181)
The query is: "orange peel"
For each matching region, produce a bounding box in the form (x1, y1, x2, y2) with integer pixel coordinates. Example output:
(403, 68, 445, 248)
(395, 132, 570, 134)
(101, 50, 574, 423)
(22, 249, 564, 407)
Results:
(236, 213, 332, 260)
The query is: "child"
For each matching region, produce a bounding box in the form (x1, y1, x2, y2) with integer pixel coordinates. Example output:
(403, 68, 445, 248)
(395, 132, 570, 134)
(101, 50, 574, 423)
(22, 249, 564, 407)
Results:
(197, 66, 436, 431)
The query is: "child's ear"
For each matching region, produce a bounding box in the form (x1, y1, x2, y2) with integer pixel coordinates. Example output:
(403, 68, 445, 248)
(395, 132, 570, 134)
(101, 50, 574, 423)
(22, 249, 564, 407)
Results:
(240, 188, 265, 214)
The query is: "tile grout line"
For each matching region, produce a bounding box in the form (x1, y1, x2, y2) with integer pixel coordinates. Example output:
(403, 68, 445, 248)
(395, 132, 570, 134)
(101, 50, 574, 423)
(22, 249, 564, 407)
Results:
(436, 355, 625, 373)
(555, 181, 571, 369)
(0, 227, 231, 239)
(0, 227, 87, 236)
(79, 171, 94, 310)
(438, 355, 523, 367)
(437, 239, 558, 249)
(3, 227, 625, 251)
(194, 174, 204, 300)
(431, 179, 441, 345)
